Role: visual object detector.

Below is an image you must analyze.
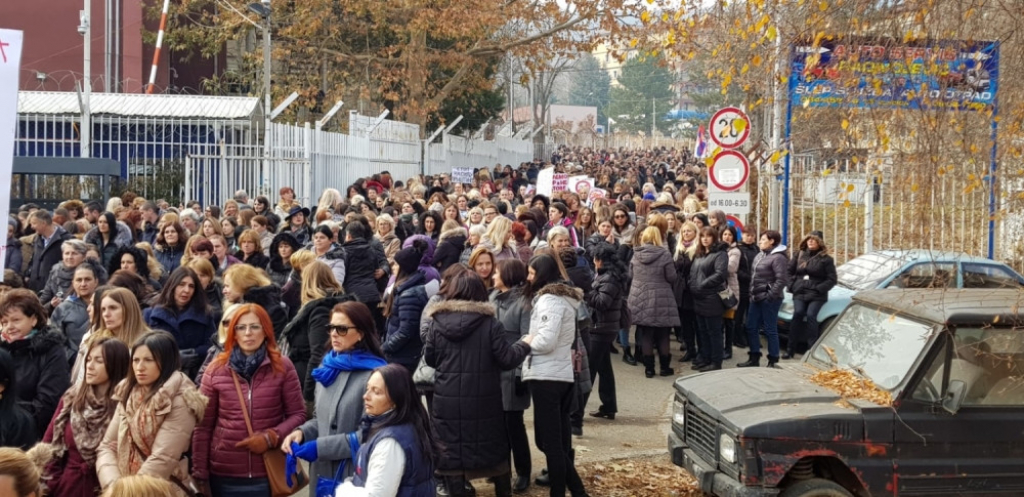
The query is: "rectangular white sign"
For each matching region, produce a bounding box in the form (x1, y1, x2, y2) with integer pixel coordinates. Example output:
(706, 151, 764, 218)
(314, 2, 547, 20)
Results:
(450, 166, 474, 184)
(0, 30, 24, 276)
(708, 192, 751, 215)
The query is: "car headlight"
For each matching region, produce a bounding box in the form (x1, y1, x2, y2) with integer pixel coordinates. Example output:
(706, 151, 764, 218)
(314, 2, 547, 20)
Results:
(673, 398, 686, 427)
(719, 434, 737, 463)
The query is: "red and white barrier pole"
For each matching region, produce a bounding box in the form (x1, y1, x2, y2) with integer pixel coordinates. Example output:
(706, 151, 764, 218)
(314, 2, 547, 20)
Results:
(145, 0, 170, 94)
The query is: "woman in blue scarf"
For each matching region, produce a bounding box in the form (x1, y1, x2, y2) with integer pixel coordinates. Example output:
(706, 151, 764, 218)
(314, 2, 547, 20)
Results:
(282, 301, 386, 485)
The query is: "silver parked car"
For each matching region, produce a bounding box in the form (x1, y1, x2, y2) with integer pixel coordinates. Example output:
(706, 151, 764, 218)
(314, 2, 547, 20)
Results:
(778, 249, 1024, 333)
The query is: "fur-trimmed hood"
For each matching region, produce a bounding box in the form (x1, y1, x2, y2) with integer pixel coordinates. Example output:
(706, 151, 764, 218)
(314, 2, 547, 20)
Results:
(535, 282, 583, 302)
(424, 299, 497, 342)
(438, 226, 468, 244)
(0, 327, 66, 357)
(424, 299, 496, 318)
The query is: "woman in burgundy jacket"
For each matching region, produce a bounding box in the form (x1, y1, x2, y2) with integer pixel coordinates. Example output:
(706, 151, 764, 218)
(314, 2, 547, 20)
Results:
(191, 304, 306, 497)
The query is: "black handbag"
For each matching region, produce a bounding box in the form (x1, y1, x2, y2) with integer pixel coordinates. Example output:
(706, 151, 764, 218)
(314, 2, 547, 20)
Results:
(718, 288, 738, 309)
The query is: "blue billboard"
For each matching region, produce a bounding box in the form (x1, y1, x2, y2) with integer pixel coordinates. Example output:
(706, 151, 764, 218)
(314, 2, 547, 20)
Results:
(790, 38, 999, 112)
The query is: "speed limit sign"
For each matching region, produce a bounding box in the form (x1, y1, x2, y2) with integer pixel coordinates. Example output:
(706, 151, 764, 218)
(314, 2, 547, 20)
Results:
(709, 107, 750, 149)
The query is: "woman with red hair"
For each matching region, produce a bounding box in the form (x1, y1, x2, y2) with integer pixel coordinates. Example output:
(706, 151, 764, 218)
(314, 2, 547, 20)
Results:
(191, 304, 306, 497)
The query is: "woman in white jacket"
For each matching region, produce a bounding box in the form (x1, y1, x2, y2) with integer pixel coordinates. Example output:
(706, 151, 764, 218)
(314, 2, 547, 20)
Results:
(523, 254, 588, 497)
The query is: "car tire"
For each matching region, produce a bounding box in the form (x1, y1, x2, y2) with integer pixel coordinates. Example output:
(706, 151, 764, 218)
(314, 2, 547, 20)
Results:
(780, 478, 853, 497)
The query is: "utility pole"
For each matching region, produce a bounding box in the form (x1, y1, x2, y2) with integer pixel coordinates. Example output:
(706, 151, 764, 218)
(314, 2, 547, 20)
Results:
(104, 0, 111, 92)
(79, 0, 91, 158)
(769, 29, 785, 231)
(652, 97, 656, 147)
(247, 0, 273, 196)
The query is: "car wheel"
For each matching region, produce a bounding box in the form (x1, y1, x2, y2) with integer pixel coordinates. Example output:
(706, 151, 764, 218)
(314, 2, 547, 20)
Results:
(780, 478, 853, 497)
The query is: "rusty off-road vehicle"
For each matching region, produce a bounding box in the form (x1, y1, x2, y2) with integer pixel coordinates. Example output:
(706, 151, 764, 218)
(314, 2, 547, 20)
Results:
(669, 288, 1024, 496)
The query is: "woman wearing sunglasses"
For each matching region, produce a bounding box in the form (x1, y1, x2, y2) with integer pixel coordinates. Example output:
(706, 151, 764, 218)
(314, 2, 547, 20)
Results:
(281, 301, 385, 486)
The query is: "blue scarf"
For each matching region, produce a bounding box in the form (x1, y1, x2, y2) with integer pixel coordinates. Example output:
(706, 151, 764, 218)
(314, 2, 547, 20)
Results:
(311, 349, 386, 387)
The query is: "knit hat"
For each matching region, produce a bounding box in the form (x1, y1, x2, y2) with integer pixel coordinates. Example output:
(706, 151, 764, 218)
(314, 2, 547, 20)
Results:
(394, 242, 425, 275)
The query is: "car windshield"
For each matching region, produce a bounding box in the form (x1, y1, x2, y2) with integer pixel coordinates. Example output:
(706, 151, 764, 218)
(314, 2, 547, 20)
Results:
(836, 253, 908, 290)
(808, 303, 934, 390)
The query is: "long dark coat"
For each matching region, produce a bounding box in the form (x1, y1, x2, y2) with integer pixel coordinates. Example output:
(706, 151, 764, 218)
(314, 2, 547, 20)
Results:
(423, 299, 530, 472)
(0, 329, 70, 440)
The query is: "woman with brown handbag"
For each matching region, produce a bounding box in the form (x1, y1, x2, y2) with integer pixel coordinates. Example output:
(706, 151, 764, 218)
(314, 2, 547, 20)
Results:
(191, 304, 307, 497)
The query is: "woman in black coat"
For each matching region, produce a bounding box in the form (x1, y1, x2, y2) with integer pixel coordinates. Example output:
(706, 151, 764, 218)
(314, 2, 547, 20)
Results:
(686, 227, 730, 372)
(585, 243, 625, 420)
(424, 269, 532, 497)
(433, 223, 467, 274)
(235, 229, 271, 270)
(0, 290, 70, 441)
(785, 233, 837, 358)
(382, 242, 431, 372)
(142, 267, 217, 378)
(267, 232, 302, 289)
(108, 245, 161, 292)
(0, 348, 37, 449)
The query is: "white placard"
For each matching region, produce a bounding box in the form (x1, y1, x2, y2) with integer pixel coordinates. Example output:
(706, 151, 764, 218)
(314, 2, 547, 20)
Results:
(0, 30, 23, 274)
(536, 167, 555, 197)
(450, 167, 474, 184)
(708, 192, 752, 215)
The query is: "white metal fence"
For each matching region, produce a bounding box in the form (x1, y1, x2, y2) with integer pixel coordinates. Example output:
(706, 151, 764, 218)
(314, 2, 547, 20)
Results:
(183, 113, 533, 207)
(427, 134, 533, 176)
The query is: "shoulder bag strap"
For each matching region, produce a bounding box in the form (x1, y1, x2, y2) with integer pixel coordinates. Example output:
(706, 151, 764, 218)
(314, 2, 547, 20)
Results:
(230, 370, 255, 437)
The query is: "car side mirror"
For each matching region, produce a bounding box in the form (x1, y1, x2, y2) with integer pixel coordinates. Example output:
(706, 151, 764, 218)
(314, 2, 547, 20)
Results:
(942, 380, 966, 414)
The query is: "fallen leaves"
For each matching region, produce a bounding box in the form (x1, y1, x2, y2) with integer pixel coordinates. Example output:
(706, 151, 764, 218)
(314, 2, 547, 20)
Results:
(578, 458, 703, 497)
(810, 368, 894, 407)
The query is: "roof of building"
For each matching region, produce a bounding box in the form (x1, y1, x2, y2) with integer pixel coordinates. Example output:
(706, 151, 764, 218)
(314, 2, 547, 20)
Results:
(17, 91, 261, 119)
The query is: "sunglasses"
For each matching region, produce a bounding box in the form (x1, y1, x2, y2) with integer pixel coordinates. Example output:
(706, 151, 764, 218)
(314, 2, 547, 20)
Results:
(329, 325, 359, 335)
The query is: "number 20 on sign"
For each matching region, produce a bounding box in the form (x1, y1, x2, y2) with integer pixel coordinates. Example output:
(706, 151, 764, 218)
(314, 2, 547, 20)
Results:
(710, 107, 750, 149)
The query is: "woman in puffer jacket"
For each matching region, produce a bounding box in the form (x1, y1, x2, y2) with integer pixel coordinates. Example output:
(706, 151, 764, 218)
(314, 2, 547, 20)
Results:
(85, 213, 135, 268)
(311, 226, 346, 287)
(784, 233, 836, 358)
(584, 242, 625, 421)
(627, 227, 680, 378)
(266, 232, 302, 289)
(191, 304, 306, 497)
(424, 269, 532, 497)
(738, 230, 789, 369)
(433, 221, 468, 274)
(382, 242, 430, 373)
(687, 227, 730, 372)
(143, 267, 217, 379)
(522, 254, 588, 497)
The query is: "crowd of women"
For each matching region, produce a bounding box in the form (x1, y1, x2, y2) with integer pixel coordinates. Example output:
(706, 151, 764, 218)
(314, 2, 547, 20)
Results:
(0, 145, 836, 497)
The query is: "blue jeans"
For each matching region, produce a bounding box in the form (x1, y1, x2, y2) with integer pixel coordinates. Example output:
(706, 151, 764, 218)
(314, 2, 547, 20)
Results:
(791, 299, 825, 352)
(618, 328, 630, 348)
(746, 299, 782, 359)
(695, 315, 724, 365)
